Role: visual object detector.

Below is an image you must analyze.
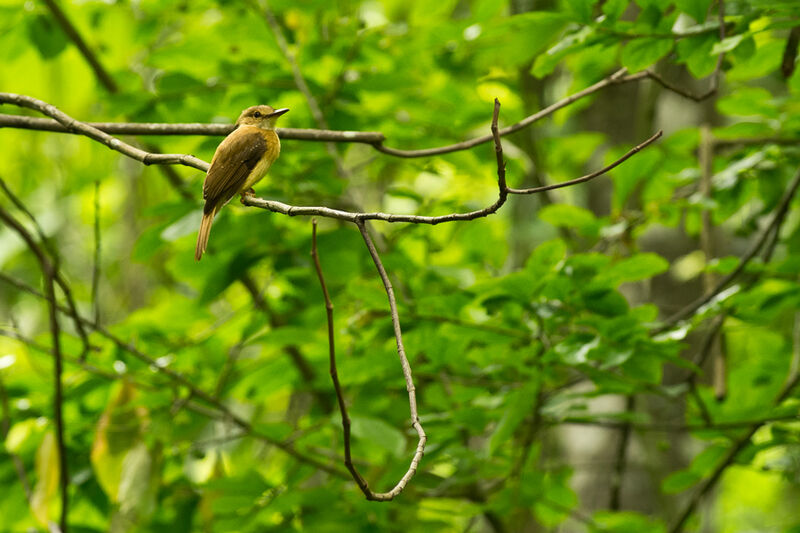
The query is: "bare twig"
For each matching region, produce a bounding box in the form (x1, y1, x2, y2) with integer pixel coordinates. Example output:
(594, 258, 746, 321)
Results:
(0, 113, 384, 143)
(244, 126, 661, 224)
(91, 179, 101, 327)
(655, 165, 800, 333)
(0, 93, 209, 172)
(310, 220, 370, 496)
(0, 67, 653, 159)
(355, 220, 427, 500)
(642, 0, 727, 103)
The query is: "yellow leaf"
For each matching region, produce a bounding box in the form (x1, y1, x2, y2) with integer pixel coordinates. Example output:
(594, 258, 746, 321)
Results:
(30, 430, 59, 527)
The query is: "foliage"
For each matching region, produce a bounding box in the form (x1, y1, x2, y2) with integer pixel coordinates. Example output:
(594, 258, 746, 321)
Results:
(1, 0, 800, 532)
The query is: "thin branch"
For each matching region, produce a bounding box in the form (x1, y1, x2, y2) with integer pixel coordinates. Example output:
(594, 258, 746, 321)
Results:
(244, 123, 660, 225)
(91, 180, 101, 327)
(0, 93, 209, 172)
(609, 396, 634, 510)
(0, 205, 69, 531)
(355, 220, 427, 500)
(507, 130, 662, 195)
(0, 113, 383, 142)
(557, 413, 800, 432)
(654, 165, 800, 333)
(251, 0, 350, 177)
(41, 0, 119, 93)
(310, 220, 370, 496)
(0, 67, 647, 159)
(641, 0, 727, 103)
(669, 371, 800, 533)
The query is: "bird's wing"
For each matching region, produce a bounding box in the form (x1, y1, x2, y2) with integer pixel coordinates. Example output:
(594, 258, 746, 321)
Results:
(202, 126, 268, 213)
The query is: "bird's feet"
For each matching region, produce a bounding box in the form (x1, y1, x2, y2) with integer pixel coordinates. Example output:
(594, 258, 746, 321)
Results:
(240, 188, 256, 203)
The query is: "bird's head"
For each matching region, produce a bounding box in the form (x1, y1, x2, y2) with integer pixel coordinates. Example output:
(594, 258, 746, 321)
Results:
(236, 105, 289, 130)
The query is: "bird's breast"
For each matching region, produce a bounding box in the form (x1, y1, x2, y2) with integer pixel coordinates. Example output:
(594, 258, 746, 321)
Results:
(242, 130, 280, 192)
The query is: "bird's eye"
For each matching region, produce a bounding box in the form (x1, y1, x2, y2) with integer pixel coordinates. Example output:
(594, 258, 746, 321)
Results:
(253, 111, 262, 118)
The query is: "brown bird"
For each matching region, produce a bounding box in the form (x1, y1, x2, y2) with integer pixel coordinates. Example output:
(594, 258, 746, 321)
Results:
(195, 105, 289, 260)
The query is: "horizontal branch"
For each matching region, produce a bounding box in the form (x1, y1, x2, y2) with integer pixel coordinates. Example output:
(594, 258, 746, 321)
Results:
(0, 113, 384, 143)
(1, 67, 643, 160)
(0, 93, 210, 172)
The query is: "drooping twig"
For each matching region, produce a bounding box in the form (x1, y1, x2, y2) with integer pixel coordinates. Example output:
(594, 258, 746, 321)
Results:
(641, 0, 727, 103)
(355, 220, 427, 500)
(0, 205, 69, 532)
(310, 220, 371, 496)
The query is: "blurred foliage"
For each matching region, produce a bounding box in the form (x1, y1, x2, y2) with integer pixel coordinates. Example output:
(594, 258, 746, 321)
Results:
(1, 0, 800, 532)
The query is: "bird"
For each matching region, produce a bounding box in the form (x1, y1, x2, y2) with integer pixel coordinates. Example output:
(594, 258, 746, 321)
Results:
(195, 104, 289, 260)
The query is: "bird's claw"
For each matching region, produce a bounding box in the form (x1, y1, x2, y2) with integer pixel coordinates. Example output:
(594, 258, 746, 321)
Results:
(240, 188, 256, 203)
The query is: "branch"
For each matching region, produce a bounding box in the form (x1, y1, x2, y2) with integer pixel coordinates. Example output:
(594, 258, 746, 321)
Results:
(42, 0, 119, 93)
(0, 67, 646, 158)
(654, 165, 800, 333)
(669, 368, 800, 533)
(0, 112, 384, 143)
(0, 93, 209, 172)
(310, 220, 371, 496)
(0, 205, 69, 531)
(355, 220, 427, 500)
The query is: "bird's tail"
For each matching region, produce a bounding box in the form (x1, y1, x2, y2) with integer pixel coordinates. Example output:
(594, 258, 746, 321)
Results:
(195, 211, 215, 261)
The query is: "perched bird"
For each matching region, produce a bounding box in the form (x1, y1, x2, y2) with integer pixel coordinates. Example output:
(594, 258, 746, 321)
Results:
(195, 105, 289, 260)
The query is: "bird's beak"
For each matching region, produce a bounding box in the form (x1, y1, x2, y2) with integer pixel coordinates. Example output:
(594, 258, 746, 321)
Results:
(267, 108, 289, 118)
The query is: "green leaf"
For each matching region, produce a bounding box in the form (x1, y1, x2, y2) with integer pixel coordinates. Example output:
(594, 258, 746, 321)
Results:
(350, 415, 406, 458)
(539, 204, 599, 237)
(30, 431, 60, 527)
(602, 0, 630, 21)
(674, 0, 711, 22)
(593, 511, 667, 532)
(27, 15, 67, 59)
(489, 383, 538, 455)
(661, 469, 702, 493)
(717, 87, 776, 118)
(597, 253, 669, 286)
(621, 38, 674, 72)
(676, 33, 718, 78)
